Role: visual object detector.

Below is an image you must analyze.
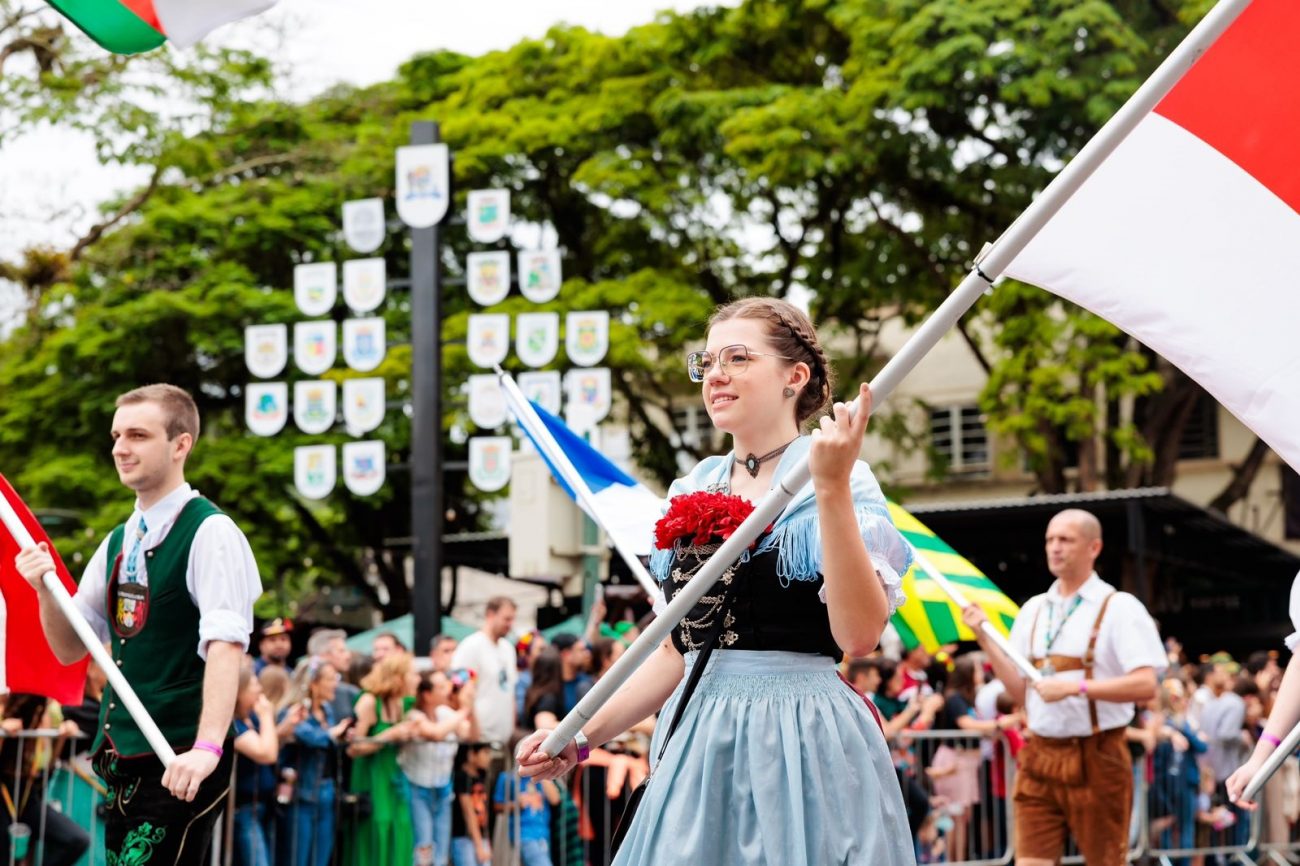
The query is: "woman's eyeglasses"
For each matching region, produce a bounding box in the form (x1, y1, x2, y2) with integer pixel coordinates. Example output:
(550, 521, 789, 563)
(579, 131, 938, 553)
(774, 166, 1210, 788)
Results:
(686, 344, 795, 382)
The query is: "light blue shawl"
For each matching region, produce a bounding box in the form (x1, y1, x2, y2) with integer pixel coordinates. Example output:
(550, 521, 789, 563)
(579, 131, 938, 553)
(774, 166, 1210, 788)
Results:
(648, 436, 911, 614)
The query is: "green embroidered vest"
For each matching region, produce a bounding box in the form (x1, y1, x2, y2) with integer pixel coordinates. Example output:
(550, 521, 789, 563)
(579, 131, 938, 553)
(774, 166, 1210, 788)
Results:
(92, 497, 222, 758)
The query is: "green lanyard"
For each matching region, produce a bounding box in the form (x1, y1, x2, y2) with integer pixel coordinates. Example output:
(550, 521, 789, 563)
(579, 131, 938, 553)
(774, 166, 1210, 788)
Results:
(1044, 594, 1085, 654)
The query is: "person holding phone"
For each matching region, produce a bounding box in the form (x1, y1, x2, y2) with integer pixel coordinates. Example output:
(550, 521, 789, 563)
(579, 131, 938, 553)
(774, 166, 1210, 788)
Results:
(276, 657, 351, 866)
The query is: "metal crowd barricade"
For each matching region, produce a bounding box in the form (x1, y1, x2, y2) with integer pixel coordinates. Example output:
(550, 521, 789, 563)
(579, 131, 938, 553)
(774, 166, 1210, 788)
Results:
(2, 729, 106, 866)
(895, 728, 1015, 866)
(1138, 744, 1261, 866)
(1250, 753, 1300, 866)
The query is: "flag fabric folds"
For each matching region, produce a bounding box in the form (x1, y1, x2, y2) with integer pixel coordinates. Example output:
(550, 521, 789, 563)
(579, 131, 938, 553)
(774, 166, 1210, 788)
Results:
(46, 0, 277, 54)
(887, 502, 1020, 653)
(1004, 0, 1300, 471)
(507, 396, 663, 559)
(0, 474, 88, 706)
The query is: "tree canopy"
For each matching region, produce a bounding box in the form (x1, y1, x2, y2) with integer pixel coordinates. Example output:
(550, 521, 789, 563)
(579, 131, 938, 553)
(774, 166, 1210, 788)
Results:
(0, 0, 1245, 617)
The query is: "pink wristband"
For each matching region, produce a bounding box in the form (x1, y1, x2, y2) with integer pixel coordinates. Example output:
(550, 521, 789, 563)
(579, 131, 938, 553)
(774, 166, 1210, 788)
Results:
(1261, 732, 1282, 749)
(1078, 680, 1088, 695)
(192, 739, 224, 758)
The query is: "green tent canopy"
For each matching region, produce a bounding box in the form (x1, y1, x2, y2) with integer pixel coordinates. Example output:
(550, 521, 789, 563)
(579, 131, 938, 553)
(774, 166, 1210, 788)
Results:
(345, 614, 476, 655)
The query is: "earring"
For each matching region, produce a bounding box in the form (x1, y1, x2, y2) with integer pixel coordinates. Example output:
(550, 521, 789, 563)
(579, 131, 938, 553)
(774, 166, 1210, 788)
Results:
(783, 387, 795, 398)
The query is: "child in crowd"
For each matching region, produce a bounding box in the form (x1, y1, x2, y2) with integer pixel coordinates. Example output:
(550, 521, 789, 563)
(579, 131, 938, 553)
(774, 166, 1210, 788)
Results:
(494, 733, 561, 866)
(451, 742, 493, 866)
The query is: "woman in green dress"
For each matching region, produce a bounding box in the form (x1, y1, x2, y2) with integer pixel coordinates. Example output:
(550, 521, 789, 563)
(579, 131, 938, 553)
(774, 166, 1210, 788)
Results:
(344, 652, 419, 866)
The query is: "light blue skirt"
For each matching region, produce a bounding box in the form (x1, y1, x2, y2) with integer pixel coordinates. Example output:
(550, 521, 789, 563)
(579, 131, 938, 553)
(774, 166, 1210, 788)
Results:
(612, 649, 916, 866)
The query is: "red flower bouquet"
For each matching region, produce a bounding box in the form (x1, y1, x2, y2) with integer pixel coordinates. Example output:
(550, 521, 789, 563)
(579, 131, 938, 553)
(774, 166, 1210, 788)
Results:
(653, 491, 770, 550)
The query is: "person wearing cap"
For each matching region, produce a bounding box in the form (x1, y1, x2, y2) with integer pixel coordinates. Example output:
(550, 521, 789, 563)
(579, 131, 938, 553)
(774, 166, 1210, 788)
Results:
(254, 618, 294, 675)
(962, 508, 1165, 866)
(13, 384, 261, 866)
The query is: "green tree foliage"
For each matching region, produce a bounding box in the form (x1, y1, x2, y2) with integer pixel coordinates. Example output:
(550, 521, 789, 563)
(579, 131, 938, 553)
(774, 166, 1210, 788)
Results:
(0, 0, 1239, 616)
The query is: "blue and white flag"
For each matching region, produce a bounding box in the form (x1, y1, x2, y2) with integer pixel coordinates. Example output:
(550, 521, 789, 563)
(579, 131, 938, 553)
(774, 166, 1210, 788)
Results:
(502, 381, 661, 562)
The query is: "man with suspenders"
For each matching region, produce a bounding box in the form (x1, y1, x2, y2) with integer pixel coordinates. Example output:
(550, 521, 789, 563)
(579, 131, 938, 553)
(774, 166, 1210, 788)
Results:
(964, 508, 1165, 866)
(14, 384, 261, 866)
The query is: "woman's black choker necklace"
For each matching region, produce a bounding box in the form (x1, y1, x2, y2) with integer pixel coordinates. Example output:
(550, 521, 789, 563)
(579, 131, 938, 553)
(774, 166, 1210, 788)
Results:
(736, 437, 798, 478)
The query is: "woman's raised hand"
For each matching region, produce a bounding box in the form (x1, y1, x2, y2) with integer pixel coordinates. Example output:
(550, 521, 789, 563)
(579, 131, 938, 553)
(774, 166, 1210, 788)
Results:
(515, 729, 580, 781)
(809, 383, 872, 489)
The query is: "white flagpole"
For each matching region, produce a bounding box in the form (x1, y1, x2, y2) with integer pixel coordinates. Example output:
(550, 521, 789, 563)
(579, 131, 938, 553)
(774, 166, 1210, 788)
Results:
(905, 541, 1040, 682)
(1241, 723, 1300, 804)
(539, 0, 1257, 759)
(495, 367, 660, 598)
(0, 494, 177, 767)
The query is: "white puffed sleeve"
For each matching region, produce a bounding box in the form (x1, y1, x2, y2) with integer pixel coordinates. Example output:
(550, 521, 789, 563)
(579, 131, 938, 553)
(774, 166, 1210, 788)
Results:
(1286, 571, 1300, 651)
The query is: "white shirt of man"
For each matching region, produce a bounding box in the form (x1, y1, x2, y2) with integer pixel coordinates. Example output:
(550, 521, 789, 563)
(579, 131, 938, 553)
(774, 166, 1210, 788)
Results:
(451, 629, 518, 743)
(1009, 572, 1166, 738)
(70, 483, 262, 658)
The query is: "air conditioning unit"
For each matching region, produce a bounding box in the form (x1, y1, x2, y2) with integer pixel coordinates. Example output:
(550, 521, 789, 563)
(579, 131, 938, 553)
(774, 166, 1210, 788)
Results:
(508, 449, 585, 581)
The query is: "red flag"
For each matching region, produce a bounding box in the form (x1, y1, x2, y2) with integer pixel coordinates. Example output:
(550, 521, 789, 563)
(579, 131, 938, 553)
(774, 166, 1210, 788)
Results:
(1005, 0, 1300, 471)
(0, 474, 88, 705)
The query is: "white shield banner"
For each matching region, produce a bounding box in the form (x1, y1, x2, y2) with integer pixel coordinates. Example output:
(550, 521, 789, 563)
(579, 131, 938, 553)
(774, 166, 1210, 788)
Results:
(343, 317, 386, 372)
(396, 144, 450, 229)
(467, 314, 510, 368)
(468, 436, 512, 492)
(518, 371, 562, 416)
(565, 310, 609, 367)
(294, 380, 337, 434)
(245, 324, 287, 379)
(342, 198, 385, 254)
(517, 250, 562, 303)
(294, 321, 337, 375)
(342, 441, 386, 496)
(343, 258, 387, 313)
(468, 374, 508, 429)
(342, 377, 386, 436)
(467, 189, 511, 243)
(466, 251, 511, 307)
(564, 366, 612, 425)
(515, 312, 559, 368)
(294, 445, 336, 501)
(245, 382, 288, 437)
(294, 262, 337, 316)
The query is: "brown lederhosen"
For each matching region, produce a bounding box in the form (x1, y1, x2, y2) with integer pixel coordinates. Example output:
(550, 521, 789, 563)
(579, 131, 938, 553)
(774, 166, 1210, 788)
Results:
(1014, 591, 1133, 865)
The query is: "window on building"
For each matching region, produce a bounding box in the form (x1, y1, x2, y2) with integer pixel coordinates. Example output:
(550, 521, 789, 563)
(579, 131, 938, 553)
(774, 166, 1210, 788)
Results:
(930, 405, 990, 475)
(1177, 391, 1220, 460)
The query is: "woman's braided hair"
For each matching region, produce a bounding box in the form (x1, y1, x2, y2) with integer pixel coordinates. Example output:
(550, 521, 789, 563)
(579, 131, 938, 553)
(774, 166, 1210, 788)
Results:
(707, 297, 835, 426)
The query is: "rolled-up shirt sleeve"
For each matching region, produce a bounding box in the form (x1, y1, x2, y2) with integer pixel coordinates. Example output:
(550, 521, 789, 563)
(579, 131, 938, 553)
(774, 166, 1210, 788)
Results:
(71, 536, 112, 645)
(187, 515, 262, 660)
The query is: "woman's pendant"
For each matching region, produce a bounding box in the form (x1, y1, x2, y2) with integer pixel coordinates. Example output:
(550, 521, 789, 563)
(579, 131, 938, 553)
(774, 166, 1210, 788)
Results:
(743, 454, 761, 477)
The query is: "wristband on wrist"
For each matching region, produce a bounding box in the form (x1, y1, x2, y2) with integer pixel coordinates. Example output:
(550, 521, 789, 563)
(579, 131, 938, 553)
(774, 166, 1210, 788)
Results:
(1078, 680, 1088, 695)
(1261, 731, 1282, 749)
(192, 739, 224, 758)
(573, 730, 591, 763)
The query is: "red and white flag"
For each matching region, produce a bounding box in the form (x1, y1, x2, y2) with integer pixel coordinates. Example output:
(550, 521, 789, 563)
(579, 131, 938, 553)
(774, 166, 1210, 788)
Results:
(1005, 0, 1300, 471)
(0, 474, 88, 706)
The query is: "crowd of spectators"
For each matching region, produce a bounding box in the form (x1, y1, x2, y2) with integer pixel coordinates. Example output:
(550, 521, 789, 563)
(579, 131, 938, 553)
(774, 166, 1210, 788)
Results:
(846, 636, 1297, 865)
(4, 592, 1299, 866)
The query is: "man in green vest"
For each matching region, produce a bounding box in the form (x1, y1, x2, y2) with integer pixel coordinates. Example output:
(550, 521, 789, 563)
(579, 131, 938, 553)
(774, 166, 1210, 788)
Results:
(14, 383, 262, 866)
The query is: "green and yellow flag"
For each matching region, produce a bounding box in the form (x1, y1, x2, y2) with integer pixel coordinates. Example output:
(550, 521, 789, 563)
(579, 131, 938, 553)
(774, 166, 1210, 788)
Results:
(887, 502, 1020, 653)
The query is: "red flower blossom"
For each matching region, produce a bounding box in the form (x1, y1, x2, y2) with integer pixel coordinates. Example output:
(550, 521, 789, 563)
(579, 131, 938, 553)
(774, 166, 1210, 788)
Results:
(653, 490, 770, 550)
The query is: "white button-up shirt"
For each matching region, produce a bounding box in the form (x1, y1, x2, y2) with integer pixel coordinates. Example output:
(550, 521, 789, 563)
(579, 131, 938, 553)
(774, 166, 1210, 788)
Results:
(71, 483, 261, 659)
(1009, 573, 1166, 738)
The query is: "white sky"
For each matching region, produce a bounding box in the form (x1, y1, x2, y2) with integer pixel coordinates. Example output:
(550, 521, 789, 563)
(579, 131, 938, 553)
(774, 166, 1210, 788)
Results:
(0, 0, 731, 261)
